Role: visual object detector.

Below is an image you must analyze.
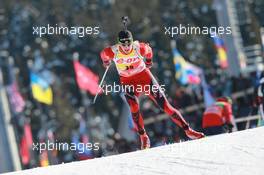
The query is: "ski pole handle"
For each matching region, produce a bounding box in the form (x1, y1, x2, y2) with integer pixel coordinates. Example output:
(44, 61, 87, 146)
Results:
(121, 16, 129, 30)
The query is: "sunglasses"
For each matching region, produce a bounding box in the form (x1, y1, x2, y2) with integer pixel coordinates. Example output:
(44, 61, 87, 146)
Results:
(119, 38, 133, 46)
(121, 43, 132, 47)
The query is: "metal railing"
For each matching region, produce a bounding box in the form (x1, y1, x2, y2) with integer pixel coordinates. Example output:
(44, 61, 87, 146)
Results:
(144, 87, 255, 125)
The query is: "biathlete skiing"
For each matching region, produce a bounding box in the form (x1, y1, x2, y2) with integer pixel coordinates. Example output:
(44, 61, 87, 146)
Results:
(99, 17, 204, 149)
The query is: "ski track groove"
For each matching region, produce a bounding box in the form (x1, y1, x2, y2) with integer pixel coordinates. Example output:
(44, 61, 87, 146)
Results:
(231, 146, 264, 159)
(167, 160, 215, 171)
(163, 156, 247, 167)
(117, 161, 165, 174)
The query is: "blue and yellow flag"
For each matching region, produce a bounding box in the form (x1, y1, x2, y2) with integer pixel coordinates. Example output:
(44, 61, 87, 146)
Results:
(173, 48, 201, 85)
(30, 72, 53, 105)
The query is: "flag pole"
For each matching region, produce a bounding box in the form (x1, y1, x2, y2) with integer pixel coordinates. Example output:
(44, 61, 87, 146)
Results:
(73, 52, 95, 148)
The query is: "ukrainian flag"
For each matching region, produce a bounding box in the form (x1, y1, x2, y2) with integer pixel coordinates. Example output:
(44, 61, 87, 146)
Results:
(30, 72, 53, 105)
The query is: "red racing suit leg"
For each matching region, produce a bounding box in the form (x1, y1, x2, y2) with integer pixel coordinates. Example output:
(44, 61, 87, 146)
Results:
(144, 69, 190, 130)
(120, 69, 190, 135)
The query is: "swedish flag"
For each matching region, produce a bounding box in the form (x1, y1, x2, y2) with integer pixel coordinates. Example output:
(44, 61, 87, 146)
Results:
(30, 72, 53, 105)
(173, 48, 201, 85)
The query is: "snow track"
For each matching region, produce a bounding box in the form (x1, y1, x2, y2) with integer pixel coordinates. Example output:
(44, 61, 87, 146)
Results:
(3, 127, 264, 175)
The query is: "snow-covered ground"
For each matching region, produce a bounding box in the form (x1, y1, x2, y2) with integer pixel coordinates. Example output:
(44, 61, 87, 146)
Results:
(3, 127, 264, 175)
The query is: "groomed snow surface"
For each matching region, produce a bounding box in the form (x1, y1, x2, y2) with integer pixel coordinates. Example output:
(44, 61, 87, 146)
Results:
(3, 127, 264, 175)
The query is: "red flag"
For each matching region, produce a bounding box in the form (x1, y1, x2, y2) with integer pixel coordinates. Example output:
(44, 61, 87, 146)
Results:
(73, 60, 101, 95)
(24, 123, 33, 146)
(19, 123, 33, 165)
(20, 135, 30, 165)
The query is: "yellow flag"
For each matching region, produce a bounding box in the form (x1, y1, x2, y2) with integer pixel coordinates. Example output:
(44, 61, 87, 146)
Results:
(31, 84, 53, 105)
(30, 73, 53, 105)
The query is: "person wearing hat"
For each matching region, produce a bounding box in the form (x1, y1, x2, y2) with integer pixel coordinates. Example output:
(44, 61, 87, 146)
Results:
(100, 29, 204, 149)
(202, 97, 235, 136)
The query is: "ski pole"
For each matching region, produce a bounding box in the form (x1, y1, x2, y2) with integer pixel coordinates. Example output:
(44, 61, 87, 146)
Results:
(259, 104, 264, 120)
(92, 65, 110, 104)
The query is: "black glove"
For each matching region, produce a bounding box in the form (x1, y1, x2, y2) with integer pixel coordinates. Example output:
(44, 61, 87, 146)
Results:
(103, 60, 111, 68)
(145, 59, 152, 68)
(224, 123, 233, 133)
